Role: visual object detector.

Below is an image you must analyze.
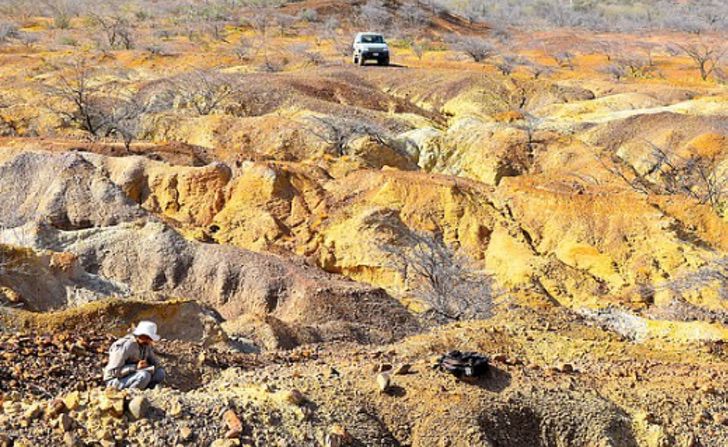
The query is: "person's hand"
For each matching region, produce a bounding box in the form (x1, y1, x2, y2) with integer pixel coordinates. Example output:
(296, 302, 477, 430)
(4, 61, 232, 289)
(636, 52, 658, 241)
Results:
(137, 360, 149, 369)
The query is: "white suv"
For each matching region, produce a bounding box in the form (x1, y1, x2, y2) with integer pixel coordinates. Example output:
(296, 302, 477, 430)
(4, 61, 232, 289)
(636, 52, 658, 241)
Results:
(352, 32, 390, 66)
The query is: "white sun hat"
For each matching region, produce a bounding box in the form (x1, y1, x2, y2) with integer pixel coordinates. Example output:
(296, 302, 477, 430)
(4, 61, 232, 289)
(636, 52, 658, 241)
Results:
(132, 321, 161, 341)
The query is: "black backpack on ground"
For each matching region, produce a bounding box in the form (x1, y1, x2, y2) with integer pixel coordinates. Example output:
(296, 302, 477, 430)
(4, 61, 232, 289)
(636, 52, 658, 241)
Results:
(435, 350, 490, 378)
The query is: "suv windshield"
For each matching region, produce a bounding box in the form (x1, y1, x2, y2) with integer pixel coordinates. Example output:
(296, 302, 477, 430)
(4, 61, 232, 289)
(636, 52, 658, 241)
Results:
(359, 35, 384, 44)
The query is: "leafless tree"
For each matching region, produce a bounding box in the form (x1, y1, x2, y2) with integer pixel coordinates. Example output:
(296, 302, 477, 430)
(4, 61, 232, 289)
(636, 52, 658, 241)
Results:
(45, 58, 108, 137)
(90, 14, 134, 50)
(303, 115, 388, 157)
(598, 140, 728, 213)
(105, 97, 147, 151)
(245, 7, 277, 65)
(42, 0, 76, 29)
(446, 35, 496, 63)
(380, 230, 494, 322)
(552, 51, 575, 70)
(672, 41, 727, 81)
(171, 69, 235, 115)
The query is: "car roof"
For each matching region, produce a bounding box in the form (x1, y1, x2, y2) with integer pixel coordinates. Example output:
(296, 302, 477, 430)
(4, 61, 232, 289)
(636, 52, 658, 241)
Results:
(356, 32, 384, 37)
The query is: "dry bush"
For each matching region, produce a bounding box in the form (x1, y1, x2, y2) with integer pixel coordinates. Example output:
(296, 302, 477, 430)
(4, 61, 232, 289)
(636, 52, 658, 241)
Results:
(233, 36, 258, 62)
(657, 257, 728, 300)
(552, 51, 575, 70)
(298, 8, 319, 23)
(601, 141, 728, 214)
(0, 22, 19, 43)
(671, 41, 727, 81)
(90, 14, 134, 50)
(303, 115, 388, 157)
(41, 0, 80, 30)
(380, 230, 494, 322)
(357, 0, 392, 30)
(525, 63, 554, 79)
(171, 69, 235, 115)
(399, 1, 430, 28)
(446, 35, 496, 63)
(411, 40, 426, 60)
(44, 57, 150, 148)
(105, 98, 148, 150)
(45, 58, 108, 137)
(288, 43, 324, 66)
(600, 63, 626, 81)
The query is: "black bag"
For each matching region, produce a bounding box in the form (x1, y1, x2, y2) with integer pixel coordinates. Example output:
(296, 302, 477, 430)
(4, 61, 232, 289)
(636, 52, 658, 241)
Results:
(435, 350, 490, 378)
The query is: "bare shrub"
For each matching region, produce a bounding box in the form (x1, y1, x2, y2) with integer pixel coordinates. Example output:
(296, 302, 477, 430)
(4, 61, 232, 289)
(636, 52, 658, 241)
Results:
(105, 97, 147, 150)
(600, 63, 626, 81)
(672, 41, 727, 81)
(358, 0, 392, 30)
(18, 32, 39, 49)
(303, 115, 388, 157)
(657, 257, 728, 300)
(600, 141, 728, 214)
(288, 43, 324, 66)
(380, 230, 494, 322)
(610, 55, 656, 79)
(334, 37, 353, 58)
(399, 2, 430, 28)
(496, 54, 530, 75)
(446, 35, 496, 63)
(525, 63, 554, 79)
(552, 51, 575, 70)
(0, 22, 19, 43)
(411, 40, 426, 60)
(171, 69, 235, 115)
(45, 58, 108, 137)
(320, 16, 340, 41)
(233, 37, 257, 62)
(299, 8, 319, 23)
(90, 14, 134, 50)
(42, 0, 76, 29)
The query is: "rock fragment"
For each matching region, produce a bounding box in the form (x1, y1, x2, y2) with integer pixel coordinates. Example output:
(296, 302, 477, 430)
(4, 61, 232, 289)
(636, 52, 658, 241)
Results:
(223, 409, 243, 439)
(376, 373, 391, 392)
(128, 395, 149, 420)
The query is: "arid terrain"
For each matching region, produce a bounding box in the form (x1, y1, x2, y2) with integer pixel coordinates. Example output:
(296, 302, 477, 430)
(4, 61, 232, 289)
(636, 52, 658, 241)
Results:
(0, 0, 727, 446)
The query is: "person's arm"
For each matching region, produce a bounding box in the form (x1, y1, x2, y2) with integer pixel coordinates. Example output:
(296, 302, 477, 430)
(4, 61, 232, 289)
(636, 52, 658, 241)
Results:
(105, 341, 136, 378)
(146, 348, 160, 368)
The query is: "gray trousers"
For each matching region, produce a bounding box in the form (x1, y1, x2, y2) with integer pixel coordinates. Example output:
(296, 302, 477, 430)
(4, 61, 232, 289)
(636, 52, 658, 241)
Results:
(107, 367, 166, 390)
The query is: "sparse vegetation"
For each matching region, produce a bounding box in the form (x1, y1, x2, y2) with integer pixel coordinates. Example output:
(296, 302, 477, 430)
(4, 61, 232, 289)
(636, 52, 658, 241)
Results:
(601, 141, 728, 215)
(672, 41, 727, 81)
(303, 115, 388, 157)
(446, 35, 496, 63)
(380, 230, 494, 322)
(170, 69, 235, 116)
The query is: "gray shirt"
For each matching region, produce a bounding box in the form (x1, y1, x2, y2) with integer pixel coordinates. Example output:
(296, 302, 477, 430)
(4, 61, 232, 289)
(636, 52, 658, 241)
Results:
(103, 334, 160, 381)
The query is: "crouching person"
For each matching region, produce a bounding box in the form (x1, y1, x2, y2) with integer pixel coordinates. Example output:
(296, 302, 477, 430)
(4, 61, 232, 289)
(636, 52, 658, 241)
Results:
(104, 321, 166, 390)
